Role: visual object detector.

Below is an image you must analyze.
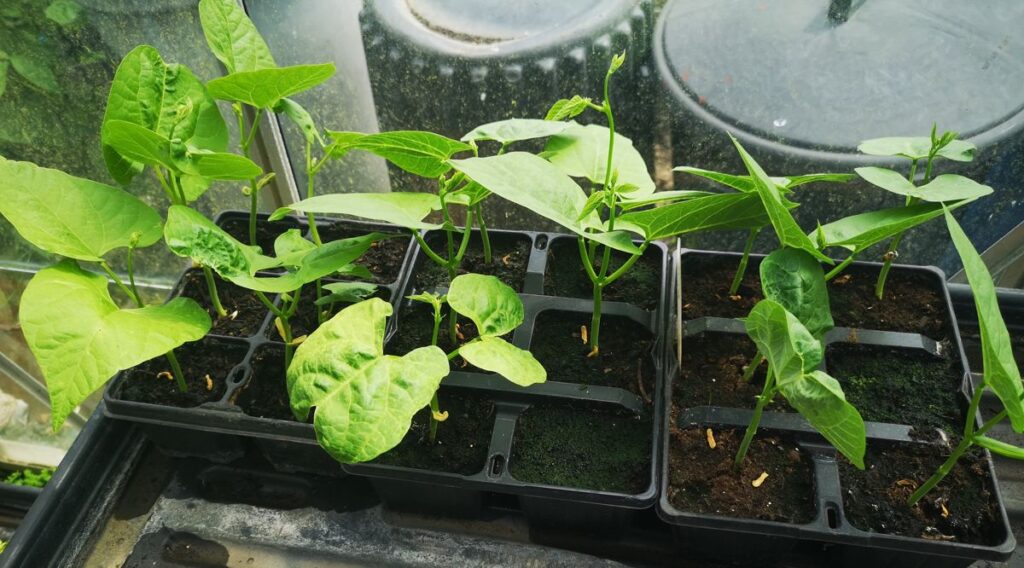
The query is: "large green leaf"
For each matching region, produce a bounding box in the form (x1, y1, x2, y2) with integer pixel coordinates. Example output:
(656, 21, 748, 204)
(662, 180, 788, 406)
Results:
(461, 118, 569, 145)
(781, 370, 865, 469)
(542, 123, 654, 196)
(327, 131, 472, 178)
(618, 190, 715, 211)
(198, 0, 276, 74)
(287, 298, 450, 463)
(855, 167, 917, 195)
(857, 168, 992, 203)
(447, 274, 523, 337)
(944, 208, 1024, 432)
(0, 157, 162, 261)
(745, 300, 823, 381)
(858, 136, 975, 162)
(814, 201, 962, 252)
(180, 149, 263, 180)
(730, 135, 831, 264)
(449, 152, 641, 254)
(617, 192, 768, 240)
(207, 64, 335, 109)
(270, 192, 442, 230)
(20, 261, 210, 430)
(101, 46, 227, 184)
(759, 248, 833, 338)
(459, 337, 545, 387)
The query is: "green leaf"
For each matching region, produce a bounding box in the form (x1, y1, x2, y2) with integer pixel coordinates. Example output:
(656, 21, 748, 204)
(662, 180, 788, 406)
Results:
(0, 60, 8, 98)
(975, 436, 1024, 460)
(915, 175, 993, 203)
(45, 0, 81, 25)
(274, 97, 322, 145)
(179, 149, 263, 180)
(323, 131, 367, 159)
(287, 298, 450, 463)
(447, 274, 523, 337)
(781, 370, 866, 469)
(618, 190, 716, 211)
(542, 123, 654, 196)
(20, 261, 210, 430)
(447, 181, 490, 207)
(459, 337, 545, 387)
(944, 208, 1024, 432)
(449, 152, 641, 254)
(180, 175, 212, 203)
(315, 282, 379, 306)
(0, 157, 162, 261)
(461, 118, 569, 145)
(407, 291, 445, 311)
(855, 166, 917, 195)
(609, 52, 626, 74)
(9, 54, 57, 92)
(336, 131, 472, 178)
(545, 95, 592, 121)
(272, 228, 316, 260)
(814, 201, 962, 252)
(198, 0, 276, 74)
(674, 166, 757, 192)
(759, 248, 833, 338)
(730, 135, 831, 264)
(617, 192, 768, 241)
(102, 46, 227, 184)
(859, 136, 975, 162)
(207, 64, 335, 109)
(745, 299, 823, 380)
(784, 173, 856, 188)
(271, 192, 442, 230)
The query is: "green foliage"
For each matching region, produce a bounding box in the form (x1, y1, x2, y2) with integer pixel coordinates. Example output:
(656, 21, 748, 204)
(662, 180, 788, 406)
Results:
(759, 248, 833, 338)
(20, 261, 210, 430)
(814, 200, 971, 253)
(0, 157, 162, 261)
(271, 192, 443, 230)
(459, 337, 545, 387)
(858, 135, 974, 162)
(545, 95, 592, 121)
(461, 118, 569, 145)
(3, 466, 53, 487)
(325, 130, 472, 178)
(206, 63, 336, 109)
(275, 98, 322, 145)
(617, 192, 768, 241)
(541, 123, 654, 196)
(856, 167, 992, 202)
(198, 0, 276, 74)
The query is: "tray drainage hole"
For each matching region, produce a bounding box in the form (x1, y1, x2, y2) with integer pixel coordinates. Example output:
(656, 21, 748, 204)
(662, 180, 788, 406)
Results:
(535, 235, 548, 250)
(826, 504, 840, 529)
(229, 367, 247, 384)
(489, 455, 505, 477)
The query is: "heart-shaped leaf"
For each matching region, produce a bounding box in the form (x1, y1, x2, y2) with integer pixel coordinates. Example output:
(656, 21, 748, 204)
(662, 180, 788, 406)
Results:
(20, 260, 210, 430)
(207, 63, 335, 109)
(542, 123, 654, 196)
(287, 298, 450, 463)
(759, 248, 833, 338)
(271, 192, 443, 230)
(447, 274, 523, 337)
(198, 0, 276, 74)
(780, 370, 865, 469)
(459, 337, 545, 387)
(0, 157, 162, 261)
(462, 118, 569, 145)
(745, 300, 823, 380)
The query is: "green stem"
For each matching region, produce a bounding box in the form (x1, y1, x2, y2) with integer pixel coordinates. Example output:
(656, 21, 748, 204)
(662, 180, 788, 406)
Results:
(577, 236, 600, 283)
(305, 140, 323, 246)
(452, 209, 475, 267)
(428, 392, 442, 443)
(590, 283, 603, 353)
(100, 262, 139, 308)
(239, 106, 264, 247)
(254, 290, 285, 319)
(907, 437, 972, 506)
(125, 241, 143, 306)
(735, 367, 776, 468)
(963, 381, 986, 439)
(824, 253, 858, 281)
(875, 159, 924, 300)
(202, 266, 228, 318)
(476, 204, 492, 264)
(430, 304, 442, 347)
(414, 231, 449, 268)
(164, 350, 188, 392)
(603, 243, 649, 286)
(153, 168, 179, 205)
(729, 228, 760, 296)
(169, 174, 187, 205)
(441, 191, 455, 262)
(741, 351, 764, 383)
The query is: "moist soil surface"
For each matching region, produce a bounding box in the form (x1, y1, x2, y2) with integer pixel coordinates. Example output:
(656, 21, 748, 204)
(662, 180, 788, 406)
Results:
(414, 232, 531, 291)
(117, 340, 243, 407)
(235, 345, 296, 421)
(675, 333, 792, 412)
(840, 443, 1002, 544)
(510, 401, 651, 493)
(385, 303, 502, 374)
(827, 344, 963, 438)
(317, 223, 410, 285)
(544, 238, 662, 310)
(667, 428, 815, 523)
(219, 218, 298, 254)
(264, 285, 390, 341)
(178, 270, 267, 337)
(679, 254, 764, 320)
(828, 264, 948, 339)
(531, 311, 655, 399)
(373, 388, 493, 476)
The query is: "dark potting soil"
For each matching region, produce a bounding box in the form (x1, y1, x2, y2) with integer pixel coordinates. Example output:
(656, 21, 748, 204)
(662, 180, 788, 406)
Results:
(543, 238, 662, 310)
(317, 224, 410, 285)
(178, 270, 267, 337)
(667, 427, 815, 523)
(373, 388, 493, 476)
(235, 345, 298, 421)
(675, 333, 792, 412)
(509, 401, 651, 494)
(828, 265, 949, 339)
(219, 218, 297, 255)
(531, 311, 655, 399)
(117, 339, 243, 407)
(827, 344, 963, 437)
(385, 303, 503, 374)
(414, 232, 531, 291)
(679, 254, 763, 320)
(264, 285, 390, 341)
(840, 443, 1002, 544)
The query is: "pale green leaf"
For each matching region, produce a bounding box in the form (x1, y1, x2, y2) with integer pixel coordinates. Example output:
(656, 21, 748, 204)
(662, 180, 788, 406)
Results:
(337, 131, 472, 178)
(198, 0, 276, 74)
(944, 208, 1024, 432)
(180, 175, 211, 203)
(274, 97, 322, 145)
(101, 120, 176, 170)
(542, 123, 654, 196)
(0, 157, 162, 261)
(103, 120, 261, 180)
(674, 166, 756, 192)
(9, 54, 57, 92)
(856, 166, 917, 195)
(814, 201, 963, 252)
(461, 118, 569, 144)
(617, 192, 768, 241)
(447, 274, 523, 337)
(545, 95, 592, 121)
(20, 260, 210, 430)
(745, 299, 823, 381)
(915, 175, 994, 203)
(178, 149, 263, 180)
(273, 229, 316, 261)
(287, 299, 450, 463)
(618, 190, 715, 211)
(459, 337, 545, 387)
(858, 136, 975, 162)
(207, 64, 335, 109)
(45, 0, 81, 25)
(271, 192, 442, 230)
(784, 173, 856, 187)
(781, 370, 865, 469)
(759, 248, 833, 338)
(315, 282, 379, 306)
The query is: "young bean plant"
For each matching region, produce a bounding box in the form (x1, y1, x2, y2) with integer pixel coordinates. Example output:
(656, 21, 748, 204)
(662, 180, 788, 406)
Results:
(287, 274, 545, 463)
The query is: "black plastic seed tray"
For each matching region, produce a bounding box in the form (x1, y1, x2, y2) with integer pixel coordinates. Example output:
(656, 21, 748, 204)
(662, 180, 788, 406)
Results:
(660, 248, 1015, 567)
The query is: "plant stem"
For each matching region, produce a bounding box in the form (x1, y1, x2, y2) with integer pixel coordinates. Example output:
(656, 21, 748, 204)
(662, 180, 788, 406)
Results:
(414, 231, 449, 268)
(476, 204, 492, 264)
(907, 436, 971, 506)
(729, 227, 760, 296)
(590, 282, 604, 355)
(875, 158, 924, 299)
(428, 392, 442, 443)
(305, 140, 324, 246)
(742, 351, 763, 382)
(603, 244, 649, 286)
(824, 253, 858, 281)
(735, 367, 776, 468)
(238, 106, 264, 247)
(202, 266, 228, 318)
(164, 350, 188, 392)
